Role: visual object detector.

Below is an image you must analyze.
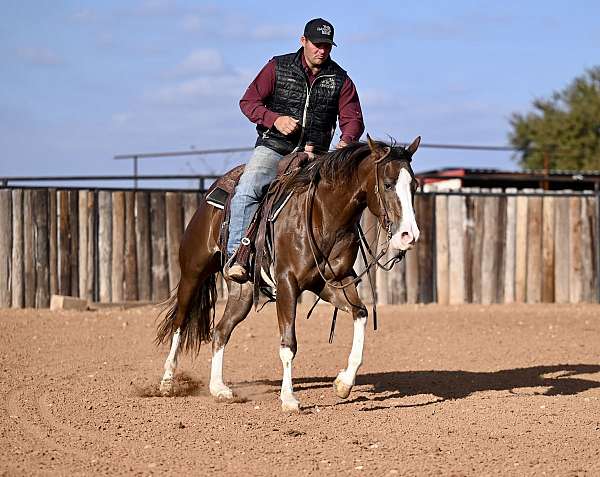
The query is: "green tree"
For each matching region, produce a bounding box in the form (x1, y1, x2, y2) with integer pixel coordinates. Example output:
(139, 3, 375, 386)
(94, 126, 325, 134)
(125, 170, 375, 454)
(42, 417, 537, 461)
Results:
(509, 66, 600, 171)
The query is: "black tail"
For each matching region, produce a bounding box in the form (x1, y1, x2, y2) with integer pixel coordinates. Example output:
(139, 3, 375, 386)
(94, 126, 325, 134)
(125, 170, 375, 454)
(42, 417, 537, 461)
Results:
(155, 273, 218, 355)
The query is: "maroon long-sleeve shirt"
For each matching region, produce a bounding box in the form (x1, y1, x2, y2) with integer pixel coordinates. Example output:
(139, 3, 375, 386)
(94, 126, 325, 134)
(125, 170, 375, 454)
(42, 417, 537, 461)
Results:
(240, 55, 365, 144)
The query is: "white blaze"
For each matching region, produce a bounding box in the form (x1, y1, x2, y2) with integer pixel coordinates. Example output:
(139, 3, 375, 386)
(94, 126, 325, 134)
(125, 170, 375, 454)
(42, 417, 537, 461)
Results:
(390, 168, 420, 250)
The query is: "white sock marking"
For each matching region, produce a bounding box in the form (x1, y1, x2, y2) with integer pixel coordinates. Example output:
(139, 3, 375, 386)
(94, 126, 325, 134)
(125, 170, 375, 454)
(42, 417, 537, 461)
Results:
(338, 316, 367, 387)
(161, 327, 181, 382)
(210, 347, 225, 387)
(279, 347, 298, 408)
(209, 347, 233, 398)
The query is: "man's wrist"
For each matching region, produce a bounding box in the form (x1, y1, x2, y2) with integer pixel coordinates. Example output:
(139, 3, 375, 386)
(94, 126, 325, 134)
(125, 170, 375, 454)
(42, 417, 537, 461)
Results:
(263, 111, 280, 129)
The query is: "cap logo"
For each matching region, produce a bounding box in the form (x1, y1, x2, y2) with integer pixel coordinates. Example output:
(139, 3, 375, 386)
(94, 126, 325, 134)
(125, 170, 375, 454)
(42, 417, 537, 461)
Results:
(317, 24, 332, 36)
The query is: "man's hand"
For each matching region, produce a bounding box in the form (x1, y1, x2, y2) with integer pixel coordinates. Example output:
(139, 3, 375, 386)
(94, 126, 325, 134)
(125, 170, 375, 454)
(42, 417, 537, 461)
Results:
(336, 140, 348, 149)
(274, 116, 299, 135)
(304, 143, 315, 160)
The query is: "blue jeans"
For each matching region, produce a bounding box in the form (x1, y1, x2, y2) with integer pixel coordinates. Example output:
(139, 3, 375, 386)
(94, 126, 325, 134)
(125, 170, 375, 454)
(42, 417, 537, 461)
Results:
(227, 146, 283, 256)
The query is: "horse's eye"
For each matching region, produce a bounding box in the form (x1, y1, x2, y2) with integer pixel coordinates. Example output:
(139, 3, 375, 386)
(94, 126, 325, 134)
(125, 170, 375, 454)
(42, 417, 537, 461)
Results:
(384, 182, 394, 191)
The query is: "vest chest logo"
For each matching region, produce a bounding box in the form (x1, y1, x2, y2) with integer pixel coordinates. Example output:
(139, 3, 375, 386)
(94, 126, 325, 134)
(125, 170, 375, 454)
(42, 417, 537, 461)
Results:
(318, 77, 336, 91)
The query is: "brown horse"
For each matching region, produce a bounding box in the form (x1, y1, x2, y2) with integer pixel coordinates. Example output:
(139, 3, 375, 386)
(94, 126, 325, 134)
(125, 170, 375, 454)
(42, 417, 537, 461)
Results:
(156, 135, 421, 411)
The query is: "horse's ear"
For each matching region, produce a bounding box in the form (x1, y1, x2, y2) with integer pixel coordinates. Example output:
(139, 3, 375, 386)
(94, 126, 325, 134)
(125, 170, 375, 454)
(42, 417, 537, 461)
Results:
(367, 133, 379, 153)
(407, 136, 421, 156)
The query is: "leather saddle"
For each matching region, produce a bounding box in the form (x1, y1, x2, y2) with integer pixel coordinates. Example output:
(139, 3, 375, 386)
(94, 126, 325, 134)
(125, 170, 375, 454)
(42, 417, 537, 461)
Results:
(204, 151, 311, 297)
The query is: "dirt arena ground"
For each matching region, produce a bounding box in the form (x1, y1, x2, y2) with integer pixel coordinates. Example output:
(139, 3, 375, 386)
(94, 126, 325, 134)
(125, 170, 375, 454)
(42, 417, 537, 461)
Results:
(1, 302, 599, 476)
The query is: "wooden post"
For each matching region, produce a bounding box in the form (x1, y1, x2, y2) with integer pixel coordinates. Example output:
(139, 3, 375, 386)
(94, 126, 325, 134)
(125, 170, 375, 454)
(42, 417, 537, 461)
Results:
(86, 191, 96, 301)
(34, 190, 50, 307)
(580, 197, 594, 302)
(111, 191, 125, 302)
(98, 191, 112, 303)
(587, 196, 598, 302)
(503, 190, 517, 303)
(435, 194, 449, 305)
(481, 195, 500, 304)
(151, 192, 169, 302)
(554, 196, 570, 303)
(514, 194, 529, 302)
(78, 191, 88, 299)
(404, 248, 419, 304)
(390, 257, 407, 304)
(495, 193, 507, 303)
(0, 190, 11, 307)
(58, 190, 70, 296)
(23, 190, 35, 308)
(166, 192, 183, 292)
(470, 195, 485, 303)
(135, 192, 151, 301)
(124, 191, 138, 301)
(68, 191, 79, 297)
(49, 189, 58, 297)
(541, 195, 555, 302)
(463, 193, 476, 303)
(526, 195, 543, 303)
(183, 192, 199, 229)
(448, 195, 465, 304)
(11, 189, 23, 308)
(417, 195, 434, 303)
(569, 197, 583, 303)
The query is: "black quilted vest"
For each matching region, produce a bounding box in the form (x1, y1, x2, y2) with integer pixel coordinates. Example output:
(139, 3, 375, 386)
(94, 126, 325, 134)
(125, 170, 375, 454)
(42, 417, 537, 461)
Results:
(255, 48, 347, 155)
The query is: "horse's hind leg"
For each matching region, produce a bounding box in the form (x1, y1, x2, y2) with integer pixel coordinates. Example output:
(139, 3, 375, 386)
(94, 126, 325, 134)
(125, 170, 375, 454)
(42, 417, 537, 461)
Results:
(159, 272, 202, 394)
(318, 279, 368, 399)
(209, 280, 253, 399)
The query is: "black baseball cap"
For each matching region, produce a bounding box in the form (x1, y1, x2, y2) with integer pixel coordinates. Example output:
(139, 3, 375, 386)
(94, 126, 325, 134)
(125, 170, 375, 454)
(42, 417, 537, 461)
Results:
(303, 18, 337, 46)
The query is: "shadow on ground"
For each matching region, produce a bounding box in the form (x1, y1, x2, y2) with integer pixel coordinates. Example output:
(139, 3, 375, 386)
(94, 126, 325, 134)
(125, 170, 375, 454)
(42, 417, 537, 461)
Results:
(240, 364, 600, 409)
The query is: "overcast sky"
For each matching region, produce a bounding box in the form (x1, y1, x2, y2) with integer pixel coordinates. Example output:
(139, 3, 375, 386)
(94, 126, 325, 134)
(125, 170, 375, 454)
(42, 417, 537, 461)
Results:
(2, 0, 599, 180)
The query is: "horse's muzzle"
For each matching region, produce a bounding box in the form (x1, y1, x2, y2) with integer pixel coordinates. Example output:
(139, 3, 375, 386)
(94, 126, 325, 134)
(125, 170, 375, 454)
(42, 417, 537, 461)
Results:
(390, 223, 420, 251)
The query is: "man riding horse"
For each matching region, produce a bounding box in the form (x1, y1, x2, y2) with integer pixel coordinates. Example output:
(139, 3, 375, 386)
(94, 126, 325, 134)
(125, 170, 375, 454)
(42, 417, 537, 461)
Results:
(156, 18, 421, 412)
(225, 18, 365, 282)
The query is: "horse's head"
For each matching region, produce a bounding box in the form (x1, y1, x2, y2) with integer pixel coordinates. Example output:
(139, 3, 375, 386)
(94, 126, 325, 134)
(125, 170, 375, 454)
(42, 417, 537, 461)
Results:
(365, 135, 421, 253)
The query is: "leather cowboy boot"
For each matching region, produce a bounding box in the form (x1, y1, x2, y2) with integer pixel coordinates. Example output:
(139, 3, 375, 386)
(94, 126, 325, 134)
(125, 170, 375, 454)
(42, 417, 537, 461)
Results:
(224, 236, 252, 283)
(224, 263, 249, 283)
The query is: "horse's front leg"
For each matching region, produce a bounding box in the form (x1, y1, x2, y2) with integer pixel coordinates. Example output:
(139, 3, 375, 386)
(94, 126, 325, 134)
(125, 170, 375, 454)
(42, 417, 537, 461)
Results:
(319, 278, 368, 399)
(276, 275, 300, 412)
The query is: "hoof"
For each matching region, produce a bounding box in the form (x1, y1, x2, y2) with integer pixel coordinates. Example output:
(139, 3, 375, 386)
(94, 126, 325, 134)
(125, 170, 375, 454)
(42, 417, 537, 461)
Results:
(159, 379, 173, 395)
(209, 384, 234, 400)
(333, 376, 352, 399)
(281, 400, 300, 413)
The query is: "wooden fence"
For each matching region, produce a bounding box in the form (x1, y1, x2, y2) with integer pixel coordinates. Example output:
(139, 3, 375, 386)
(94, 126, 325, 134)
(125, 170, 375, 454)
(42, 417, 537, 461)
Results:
(0, 187, 598, 308)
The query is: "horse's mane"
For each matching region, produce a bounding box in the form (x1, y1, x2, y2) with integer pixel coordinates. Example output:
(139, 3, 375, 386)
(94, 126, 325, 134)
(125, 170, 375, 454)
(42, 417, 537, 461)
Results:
(284, 138, 404, 191)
